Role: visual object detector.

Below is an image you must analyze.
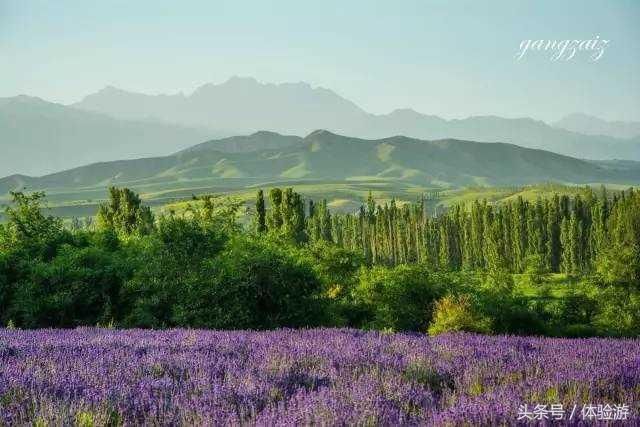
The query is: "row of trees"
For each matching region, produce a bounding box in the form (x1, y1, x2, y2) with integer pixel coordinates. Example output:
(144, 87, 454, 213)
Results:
(0, 186, 638, 335)
(0, 189, 326, 329)
(257, 187, 639, 281)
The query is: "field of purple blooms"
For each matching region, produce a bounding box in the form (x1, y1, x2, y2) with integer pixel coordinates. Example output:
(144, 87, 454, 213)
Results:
(0, 328, 638, 425)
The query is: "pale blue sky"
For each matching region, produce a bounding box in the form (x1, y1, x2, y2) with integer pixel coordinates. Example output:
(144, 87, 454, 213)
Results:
(1, 0, 638, 121)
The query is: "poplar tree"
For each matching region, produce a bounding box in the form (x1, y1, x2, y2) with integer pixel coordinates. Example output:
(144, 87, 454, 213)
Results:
(255, 190, 267, 233)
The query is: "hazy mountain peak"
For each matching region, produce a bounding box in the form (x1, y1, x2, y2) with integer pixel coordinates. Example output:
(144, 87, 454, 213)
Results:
(65, 77, 640, 160)
(250, 130, 286, 137)
(193, 76, 257, 92)
(179, 130, 301, 155)
(94, 85, 135, 96)
(101, 85, 119, 92)
(389, 108, 421, 116)
(0, 94, 50, 107)
(553, 113, 640, 139)
(280, 81, 312, 89)
(305, 129, 339, 139)
(0, 98, 212, 176)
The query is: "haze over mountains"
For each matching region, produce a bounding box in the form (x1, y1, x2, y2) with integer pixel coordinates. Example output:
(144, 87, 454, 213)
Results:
(0, 95, 213, 176)
(553, 113, 640, 139)
(72, 76, 640, 161)
(2, 76, 639, 178)
(2, 130, 638, 198)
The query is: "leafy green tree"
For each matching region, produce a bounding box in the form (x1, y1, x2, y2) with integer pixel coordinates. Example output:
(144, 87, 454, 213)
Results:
(301, 241, 365, 326)
(596, 244, 640, 286)
(524, 254, 547, 286)
(267, 188, 283, 230)
(593, 286, 640, 336)
(479, 269, 544, 335)
(8, 241, 129, 328)
(97, 187, 154, 236)
(255, 189, 267, 233)
(546, 195, 561, 272)
(0, 252, 10, 324)
(1, 191, 63, 253)
(205, 235, 327, 329)
(120, 215, 227, 327)
(354, 264, 445, 331)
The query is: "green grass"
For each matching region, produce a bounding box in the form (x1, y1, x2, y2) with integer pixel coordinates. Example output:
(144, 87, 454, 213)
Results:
(513, 273, 591, 300)
(0, 181, 634, 222)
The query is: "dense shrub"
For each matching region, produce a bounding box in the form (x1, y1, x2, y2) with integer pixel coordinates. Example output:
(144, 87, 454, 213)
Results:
(593, 285, 640, 336)
(119, 216, 227, 328)
(478, 270, 545, 335)
(1, 188, 639, 336)
(7, 242, 128, 328)
(300, 242, 365, 327)
(428, 294, 491, 335)
(0, 252, 10, 324)
(354, 264, 446, 331)
(207, 235, 328, 329)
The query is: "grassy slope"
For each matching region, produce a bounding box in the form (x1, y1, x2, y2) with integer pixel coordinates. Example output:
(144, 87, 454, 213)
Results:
(1, 131, 638, 219)
(0, 181, 632, 221)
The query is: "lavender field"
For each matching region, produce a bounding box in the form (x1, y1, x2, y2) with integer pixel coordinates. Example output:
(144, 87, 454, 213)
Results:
(0, 329, 638, 425)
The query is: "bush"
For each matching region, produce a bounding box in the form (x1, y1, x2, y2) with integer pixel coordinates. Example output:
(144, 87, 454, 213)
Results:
(428, 294, 492, 335)
(596, 244, 640, 286)
(524, 254, 547, 286)
(593, 285, 640, 336)
(478, 270, 545, 335)
(8, 244, 128, 328)
(0, 253, 9, 324)
(200, 235, 327, 329)
(354, 264, 445, 331)
(300, 242, 365, 327)
(119, 216, 227, 328)
(561, 324, 598, 338)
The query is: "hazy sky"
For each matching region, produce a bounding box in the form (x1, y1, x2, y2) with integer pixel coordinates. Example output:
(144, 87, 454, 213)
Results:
(1, 0, 639, 122)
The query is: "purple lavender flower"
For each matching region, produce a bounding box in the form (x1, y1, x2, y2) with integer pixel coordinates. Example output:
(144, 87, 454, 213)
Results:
(0, 329, 637, 425)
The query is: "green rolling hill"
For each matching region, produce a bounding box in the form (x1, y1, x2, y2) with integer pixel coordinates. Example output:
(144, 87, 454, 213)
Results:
(2, 129, 640, 193)
(1, 130, 639, 219)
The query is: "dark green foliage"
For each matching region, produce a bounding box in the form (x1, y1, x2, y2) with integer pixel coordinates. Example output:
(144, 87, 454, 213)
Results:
(97, 187, 155, 236)
(267, 188, 283, 230)
(120, 215, 227, 328)
(354, 264, 446, 331)
(477, 270, 545, 335)
(208, 236, 327, 329)
(259, 186, 636, 280)
(9, 244, 128, 328)
(266, 188, 307, 242)
(593, 285, 640, 336)
(0, 191, 64, 257)
(1, 186, 639, 337)
(0, 252, 10, 324)
(255, 189, 267, 233)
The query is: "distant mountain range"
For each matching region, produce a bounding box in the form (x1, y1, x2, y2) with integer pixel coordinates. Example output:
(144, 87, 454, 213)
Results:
(0, 95, 214, 176)
(72, 76, 640, 161)
(2, 77, 639, 178)
(553, 113, 640, 139)
(2, 130, 638, 197)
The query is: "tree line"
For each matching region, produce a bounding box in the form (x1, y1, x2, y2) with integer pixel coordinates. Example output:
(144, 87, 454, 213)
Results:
(0, 186, 638, 336)
(256, 187, 639, 281)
